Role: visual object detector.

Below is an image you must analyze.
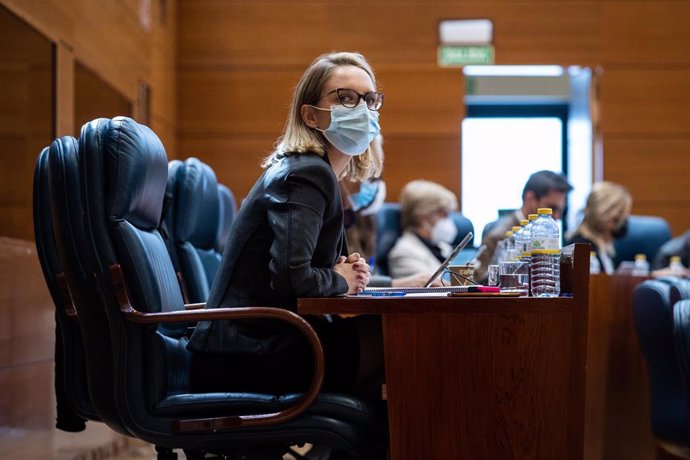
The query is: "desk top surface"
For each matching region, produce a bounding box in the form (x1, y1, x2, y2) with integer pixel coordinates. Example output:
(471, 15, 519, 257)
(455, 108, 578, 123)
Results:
(298, 294, 577, 315)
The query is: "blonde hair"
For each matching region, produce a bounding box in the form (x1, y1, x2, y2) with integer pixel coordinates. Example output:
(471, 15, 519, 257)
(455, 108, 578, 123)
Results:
(399, 180, 458, 230)
(262, 51, 383, 181)
(569, 181, 633, 255)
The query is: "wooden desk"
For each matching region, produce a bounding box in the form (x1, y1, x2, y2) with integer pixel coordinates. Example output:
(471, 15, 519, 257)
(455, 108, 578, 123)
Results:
(585, 273, 661, 460)
(299, 244, 589, 460)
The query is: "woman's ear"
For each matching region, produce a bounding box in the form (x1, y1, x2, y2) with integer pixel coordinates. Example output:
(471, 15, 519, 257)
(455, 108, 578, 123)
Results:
(301, 104, 319, 129)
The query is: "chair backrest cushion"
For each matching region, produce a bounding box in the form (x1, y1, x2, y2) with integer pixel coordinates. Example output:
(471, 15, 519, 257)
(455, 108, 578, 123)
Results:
(173, 158, 221, 302)
(216, 183, 237, 253)
(33, 141, 93, 429)
(374, 203, 402, 276)
(614, 215, 672, 265)
(45, 132, 130, 434)
(632, 279, 689, 448)
(80, 116, 189, 411)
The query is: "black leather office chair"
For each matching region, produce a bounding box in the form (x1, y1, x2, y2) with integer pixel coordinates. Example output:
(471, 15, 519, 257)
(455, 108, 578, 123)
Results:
(450, 212, 475, 246)
(374, 203, 401, 276)
(76, 117, 384, 459)
(673, 297, 690, 459)
(160, 159, 184, 275)
(34, 141, 94, 432)
(216, 183, 237, 253)
(633, 278, 690, 457)
(614, 215, 672, 266)
(167, 157, 222, 303)
(35, 134, 131, 436)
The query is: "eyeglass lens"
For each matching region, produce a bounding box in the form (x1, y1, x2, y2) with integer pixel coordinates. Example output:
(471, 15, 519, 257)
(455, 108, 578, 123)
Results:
(336, 88, 383, 111)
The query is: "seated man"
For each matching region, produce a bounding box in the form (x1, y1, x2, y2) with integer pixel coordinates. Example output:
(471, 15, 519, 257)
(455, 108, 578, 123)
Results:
(474, 170, 573, 283)
(388, 180, 458, 279)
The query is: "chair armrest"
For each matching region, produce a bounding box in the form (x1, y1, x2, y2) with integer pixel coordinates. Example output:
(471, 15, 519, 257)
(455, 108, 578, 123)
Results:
(184, 303, 205, 310)
(108, 263, 325, 433)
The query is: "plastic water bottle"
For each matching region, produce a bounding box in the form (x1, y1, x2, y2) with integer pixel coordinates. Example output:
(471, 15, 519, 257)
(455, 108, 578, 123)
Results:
(495, 231, 511, 264)
(511, 225, 522, 261)
(500, 230, 515, 262)
(632, 254, 650, 276)
(521, 214, 537, 261)
(669, 256, 686, 277)
(590, 251, 601, 275)
(515, 220, 528, 261)
(530, 208, 560, 297)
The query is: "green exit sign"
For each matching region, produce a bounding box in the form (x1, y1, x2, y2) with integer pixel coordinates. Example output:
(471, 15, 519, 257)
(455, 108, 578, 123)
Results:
(438, 45, 495, 67)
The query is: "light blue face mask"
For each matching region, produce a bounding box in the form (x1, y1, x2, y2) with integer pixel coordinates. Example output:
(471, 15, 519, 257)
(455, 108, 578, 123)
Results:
(313, 102, 381, 156)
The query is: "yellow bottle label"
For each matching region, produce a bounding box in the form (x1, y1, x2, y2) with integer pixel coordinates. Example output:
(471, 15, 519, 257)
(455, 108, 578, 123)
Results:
(531, 249, 561, 255)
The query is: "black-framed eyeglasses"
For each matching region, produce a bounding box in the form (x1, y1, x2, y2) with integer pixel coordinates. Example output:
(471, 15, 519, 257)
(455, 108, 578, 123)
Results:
(315, 88, 384, 111)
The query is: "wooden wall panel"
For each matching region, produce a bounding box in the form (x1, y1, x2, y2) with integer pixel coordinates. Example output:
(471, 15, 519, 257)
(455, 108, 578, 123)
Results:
(178, 69, 298, 135)
(381, 134, 462, 203)
(603, 138, 690, 234)
(0, 5, 53, 241)
(178, 1, 331, 69)
(600, 70, 690, 134)
(0, 238, 54, 431)
(179, 1, 603, 68)
(462, 2, 602, 66)
(375, 65, 463, 136)
(177, 136, 273, 195)
(175, 0, 690, 234)
(601, 1, 690, 65)
(0, 0, 178, 239)
(74, 62, 133, 135)
(150, 0, 178, 155)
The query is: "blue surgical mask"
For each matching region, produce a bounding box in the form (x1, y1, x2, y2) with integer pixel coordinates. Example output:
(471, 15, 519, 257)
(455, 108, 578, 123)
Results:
(351, 179, 386, 216)
(313, 102, 380, 156)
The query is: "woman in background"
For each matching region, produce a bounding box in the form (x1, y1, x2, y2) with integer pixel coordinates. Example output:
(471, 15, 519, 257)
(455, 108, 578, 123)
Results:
(188, 51, 384, 397)
(387, 180, 458, 279)
(566, 181, 632, 274)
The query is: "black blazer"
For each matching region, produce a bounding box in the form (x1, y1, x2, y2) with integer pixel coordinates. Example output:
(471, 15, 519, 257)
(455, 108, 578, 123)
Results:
(188, 153, 349, 355)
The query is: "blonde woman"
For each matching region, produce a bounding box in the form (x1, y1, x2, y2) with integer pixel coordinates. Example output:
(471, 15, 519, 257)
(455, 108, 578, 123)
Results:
(188, 52, 384, 395)
(388, 180, 459, 279)
(566, 181, 633, 274)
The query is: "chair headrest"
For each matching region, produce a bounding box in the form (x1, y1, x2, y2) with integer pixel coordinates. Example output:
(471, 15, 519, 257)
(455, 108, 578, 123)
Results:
(89, 117, 168, 230)
(614, 215, 672, 264)
(174, 158, 219, 248)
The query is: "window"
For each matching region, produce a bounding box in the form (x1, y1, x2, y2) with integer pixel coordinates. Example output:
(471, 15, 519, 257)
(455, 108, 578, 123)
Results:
(462, 104, 568, 243)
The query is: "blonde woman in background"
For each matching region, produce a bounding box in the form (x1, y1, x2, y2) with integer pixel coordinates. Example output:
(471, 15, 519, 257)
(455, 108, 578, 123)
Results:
(565, 181, 633, 274)
(387, 180, 458, 279)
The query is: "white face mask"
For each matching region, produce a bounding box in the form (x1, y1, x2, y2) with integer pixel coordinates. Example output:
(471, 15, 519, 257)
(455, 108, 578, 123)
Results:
(313, 103, 381, 156)
(431, 216, 457, 245)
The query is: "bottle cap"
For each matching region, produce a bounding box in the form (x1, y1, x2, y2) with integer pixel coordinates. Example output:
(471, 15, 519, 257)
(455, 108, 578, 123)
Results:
(635, 254, 647, 261)
(671, 256, 682, 263)
(505, 231, 513, 237)
(537, 208, 552, 215)
(528, 214, 538, 220)
(590, 251, 597, 256)
(520, 219, 529, 226)
(512, 226, 521, 233)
